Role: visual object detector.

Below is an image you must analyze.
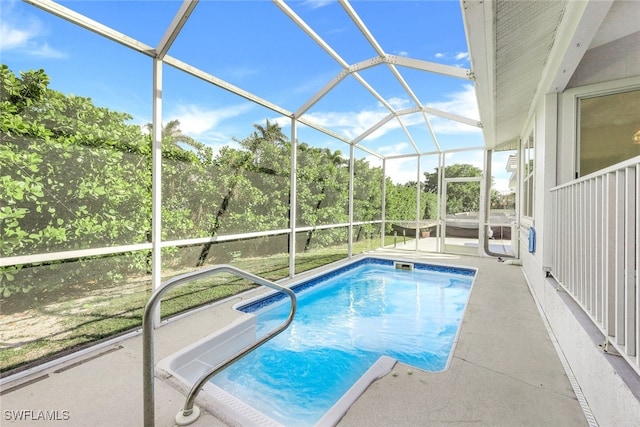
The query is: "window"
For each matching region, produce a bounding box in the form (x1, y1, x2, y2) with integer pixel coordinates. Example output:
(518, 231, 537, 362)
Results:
(522, 131, 535, 218)
(578, 89, 640, 176)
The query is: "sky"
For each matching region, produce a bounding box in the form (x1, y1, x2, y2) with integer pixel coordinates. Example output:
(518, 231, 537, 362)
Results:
(1, 0, 512, 191)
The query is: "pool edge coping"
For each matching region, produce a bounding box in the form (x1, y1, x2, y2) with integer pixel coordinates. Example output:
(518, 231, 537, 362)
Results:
(157, 254, 478, 426)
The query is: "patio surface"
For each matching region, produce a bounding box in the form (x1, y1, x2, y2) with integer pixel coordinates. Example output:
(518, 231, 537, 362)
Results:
(0, 248, 588, 426)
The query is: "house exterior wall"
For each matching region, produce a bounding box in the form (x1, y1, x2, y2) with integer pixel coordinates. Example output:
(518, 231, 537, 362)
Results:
(527, 272, 640, 426)
(518, 93, 557, 276)
(568, 32, 640, 89)
(519, 72, 640, 425)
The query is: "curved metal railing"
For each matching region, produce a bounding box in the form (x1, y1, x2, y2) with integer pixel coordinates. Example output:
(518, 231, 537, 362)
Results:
(142, 265, 297, 427)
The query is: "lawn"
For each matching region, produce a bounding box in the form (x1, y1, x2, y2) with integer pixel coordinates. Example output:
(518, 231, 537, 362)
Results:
(0, 239, 382, 375)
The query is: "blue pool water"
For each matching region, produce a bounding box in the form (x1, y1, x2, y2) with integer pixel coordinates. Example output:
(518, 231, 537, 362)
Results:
(211, 258, 475, 426)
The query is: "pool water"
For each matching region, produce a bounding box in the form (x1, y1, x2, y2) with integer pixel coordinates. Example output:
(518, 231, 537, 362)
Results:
(211, 260, 474, 426)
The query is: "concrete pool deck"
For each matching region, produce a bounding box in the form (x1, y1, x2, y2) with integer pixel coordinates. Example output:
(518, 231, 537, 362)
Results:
(0, 250, 588, 426)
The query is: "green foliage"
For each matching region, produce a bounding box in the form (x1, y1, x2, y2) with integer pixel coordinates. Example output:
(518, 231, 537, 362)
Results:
(422, 192, 438, 219)
(386, 180, 418, 221)
(0, 64, 417, 300)
(1, 65, 152, 297)
(424, 164, 483, 214)
(0, 64, 425, 371)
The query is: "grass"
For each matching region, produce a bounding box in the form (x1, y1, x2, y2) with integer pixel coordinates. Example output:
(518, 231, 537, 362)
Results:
(0, 239, 380, 375)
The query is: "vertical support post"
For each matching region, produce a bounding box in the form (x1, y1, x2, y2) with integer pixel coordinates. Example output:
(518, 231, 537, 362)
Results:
(348, 144, 355, 258)
(556, 188, 561, 281)
(591, 180, 596, 310)
(289, 118, 297, 278)
(381, 158, 387, 248)
(415, 155, 421, 251)
(559, 188, 563, 273)
(580, 182, 586, 302)
(436, 153, 444, 252)
(514, 139, 522, 259)
(541, 92, 558, 271)
(614, 170, 625, 345)
(570, 185, 576, 294)
(151, 58, 163, 326)
(562, 187, 567, 282)
(552, 189, 557, 276)
(145, 57, 163, 427)
(636, 164, 640, 363)
(484, 149, 493, 256)
(478, 150, 488, 256)
(624, 166, 636, 356)
(595, 176, 602, 322)
(606, 171, 616, 336)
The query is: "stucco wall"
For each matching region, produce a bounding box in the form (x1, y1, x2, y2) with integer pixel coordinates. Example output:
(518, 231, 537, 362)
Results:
(519, 66, 640, 427)
(568, 31, 640, 88)
(522, 255, 640, 427)
(499, 2, 640, 419)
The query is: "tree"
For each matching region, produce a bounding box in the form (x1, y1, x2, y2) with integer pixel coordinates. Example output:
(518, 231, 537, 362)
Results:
(385, 181, 426, 223)
(353, 157, 383, 240)
(424, 164, 482, 214)
(0, 64, 425, 297)
(1, 65, 152, 297)
(295, 145, 350, 250)
(1, 65, 152, 252)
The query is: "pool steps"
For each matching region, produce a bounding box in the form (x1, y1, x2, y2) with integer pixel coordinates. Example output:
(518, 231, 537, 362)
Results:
(158, 318, 396, 427)
(148, 256, 476, 426)
(142, 265, 297, 427)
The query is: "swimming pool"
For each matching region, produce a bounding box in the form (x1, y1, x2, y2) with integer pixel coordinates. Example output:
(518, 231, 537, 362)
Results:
(158, 257, 476, 426)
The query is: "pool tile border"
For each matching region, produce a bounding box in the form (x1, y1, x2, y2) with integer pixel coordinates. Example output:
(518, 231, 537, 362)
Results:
(239, 257, 476, 314)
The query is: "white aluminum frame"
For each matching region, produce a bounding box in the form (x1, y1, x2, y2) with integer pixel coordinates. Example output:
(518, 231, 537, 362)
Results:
(550, 156, 640, 376)
(5, 0, 490, 272)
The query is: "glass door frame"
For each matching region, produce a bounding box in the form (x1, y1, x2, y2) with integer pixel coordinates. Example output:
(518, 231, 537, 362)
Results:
(441, 176, 485, 256)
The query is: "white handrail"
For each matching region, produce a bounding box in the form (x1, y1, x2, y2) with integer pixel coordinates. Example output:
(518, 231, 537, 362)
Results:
(550, 157, 639, 376)
(142, 265, 297, 427)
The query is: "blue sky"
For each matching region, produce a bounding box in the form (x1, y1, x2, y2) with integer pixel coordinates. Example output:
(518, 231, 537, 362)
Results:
(1, 0, 511, 190)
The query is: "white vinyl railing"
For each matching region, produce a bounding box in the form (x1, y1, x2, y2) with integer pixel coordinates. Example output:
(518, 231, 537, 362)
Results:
(550, 156, 639, 376)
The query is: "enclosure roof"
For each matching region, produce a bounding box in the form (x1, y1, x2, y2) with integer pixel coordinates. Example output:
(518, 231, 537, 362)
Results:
(18, 0, 635, 158)
(21, 0, 484, 159)
(463, 0, 639, 150)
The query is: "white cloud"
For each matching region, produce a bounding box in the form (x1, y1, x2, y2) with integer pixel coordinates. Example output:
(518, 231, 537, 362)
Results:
(0, 22, 32, 49)
(272, 116, 293, 130)
(446, 150, 484, 169)
(299, 96, 424, 142)
(386, 97, 411, 110)
(302, 0, 335, 9)
(168, 103, 254, 136)
(27, 42, 66, 58)
(377, 142, 411, 156)
(0, 3, 66, 58)
(386, 157, 421, 184)
(427, 84, 481, 134)
(303, 109, 390, 140)
(434, 51, 470, 67)
(295, 84, 481, 150)
(364, 143, 421, 183)
(165, 102, 253, 150)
